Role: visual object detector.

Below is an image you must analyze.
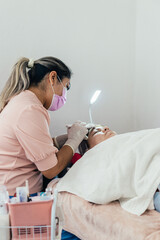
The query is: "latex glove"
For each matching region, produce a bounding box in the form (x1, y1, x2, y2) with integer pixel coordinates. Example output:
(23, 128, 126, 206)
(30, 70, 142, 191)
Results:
(64, 122, 88, 154)
(66, 122, 95, 140)
(66, 122, 102, 141)
(66, 120, 87, 129)
(86, 123, 96, 129)
(53, 134, 68, 150)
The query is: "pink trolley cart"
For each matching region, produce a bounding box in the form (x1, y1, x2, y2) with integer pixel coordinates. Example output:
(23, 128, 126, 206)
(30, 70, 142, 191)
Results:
(0, 189, 60, 240)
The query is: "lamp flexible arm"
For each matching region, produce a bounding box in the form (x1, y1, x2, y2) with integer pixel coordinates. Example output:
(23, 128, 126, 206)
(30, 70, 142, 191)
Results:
(89, 104, 93, 124)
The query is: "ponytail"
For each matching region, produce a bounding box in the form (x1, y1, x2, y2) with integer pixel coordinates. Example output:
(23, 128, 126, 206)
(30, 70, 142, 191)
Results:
(0, 57, 30, 111)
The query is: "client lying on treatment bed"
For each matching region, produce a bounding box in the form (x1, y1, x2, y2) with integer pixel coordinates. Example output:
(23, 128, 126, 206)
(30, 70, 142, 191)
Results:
(50, 125, 160, 216)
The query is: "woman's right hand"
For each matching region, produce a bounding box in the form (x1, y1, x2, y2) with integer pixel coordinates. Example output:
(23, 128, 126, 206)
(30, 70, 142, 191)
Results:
(64, 121, 88, 154)
(42, 122, 88, 179)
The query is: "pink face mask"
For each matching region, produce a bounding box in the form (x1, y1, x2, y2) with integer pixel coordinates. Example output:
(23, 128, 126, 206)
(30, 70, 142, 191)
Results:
(48, 83, 67, 111)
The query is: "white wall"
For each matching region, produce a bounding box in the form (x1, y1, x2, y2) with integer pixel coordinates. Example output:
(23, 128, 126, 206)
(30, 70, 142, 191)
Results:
(134, 0, 160, 130)
(0, 0, 135, 136)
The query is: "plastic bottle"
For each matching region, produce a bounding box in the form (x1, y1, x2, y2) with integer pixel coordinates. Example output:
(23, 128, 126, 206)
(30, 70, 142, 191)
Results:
(45, 187, 52, 197)
(0, 185, 10, 240)
(40, 187, 52, 201)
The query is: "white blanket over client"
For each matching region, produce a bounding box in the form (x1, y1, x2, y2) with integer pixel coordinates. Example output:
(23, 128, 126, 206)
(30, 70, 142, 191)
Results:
(57, 128, 160, 216)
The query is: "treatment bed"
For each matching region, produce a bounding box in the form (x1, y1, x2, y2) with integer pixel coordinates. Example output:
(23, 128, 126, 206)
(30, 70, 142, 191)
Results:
(52, 183, 160, 240)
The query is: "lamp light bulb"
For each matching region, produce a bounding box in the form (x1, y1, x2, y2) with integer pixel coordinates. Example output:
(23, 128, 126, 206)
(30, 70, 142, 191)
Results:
(90, 90, 101, 105)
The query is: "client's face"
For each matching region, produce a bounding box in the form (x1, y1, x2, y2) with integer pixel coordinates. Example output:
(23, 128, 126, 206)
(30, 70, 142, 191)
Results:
(87, 126, 116, 149)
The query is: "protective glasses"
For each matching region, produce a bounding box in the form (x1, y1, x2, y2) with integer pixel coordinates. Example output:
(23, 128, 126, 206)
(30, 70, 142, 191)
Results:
(57, 75, 71, 91)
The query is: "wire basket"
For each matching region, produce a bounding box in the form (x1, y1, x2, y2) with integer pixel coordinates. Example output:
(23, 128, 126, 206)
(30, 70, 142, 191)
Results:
(0, 225, 52, 240)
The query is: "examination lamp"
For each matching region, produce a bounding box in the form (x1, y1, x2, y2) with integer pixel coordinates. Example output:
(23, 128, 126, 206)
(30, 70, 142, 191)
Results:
(89, 90, 101, 124)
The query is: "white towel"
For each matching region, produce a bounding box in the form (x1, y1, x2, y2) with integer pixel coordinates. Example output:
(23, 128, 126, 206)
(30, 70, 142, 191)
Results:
(57, 128, 160, 215)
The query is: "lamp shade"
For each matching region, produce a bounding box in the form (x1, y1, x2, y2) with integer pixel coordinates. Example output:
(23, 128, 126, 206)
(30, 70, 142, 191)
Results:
(90, 90, 101, 104)
(89, 90, 101, 123)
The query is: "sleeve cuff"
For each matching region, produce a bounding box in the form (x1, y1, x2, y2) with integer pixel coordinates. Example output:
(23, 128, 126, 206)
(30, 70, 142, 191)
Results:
(64, 143, 75, 155)
(53, 137, 60, 149)
(35, 151, 58, 171)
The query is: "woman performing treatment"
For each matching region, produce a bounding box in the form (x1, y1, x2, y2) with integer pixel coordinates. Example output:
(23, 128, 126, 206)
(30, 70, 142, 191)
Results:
(0, 56, 88, 240)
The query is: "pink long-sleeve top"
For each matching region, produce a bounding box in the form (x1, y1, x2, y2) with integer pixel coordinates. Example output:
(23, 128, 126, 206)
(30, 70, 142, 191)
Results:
(0, 90, 58, 195)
